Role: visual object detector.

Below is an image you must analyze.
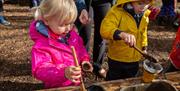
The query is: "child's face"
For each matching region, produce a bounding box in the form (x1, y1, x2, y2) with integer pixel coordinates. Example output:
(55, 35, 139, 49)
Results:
(131, 1, 150, 14)
(45, 18, 73, 36)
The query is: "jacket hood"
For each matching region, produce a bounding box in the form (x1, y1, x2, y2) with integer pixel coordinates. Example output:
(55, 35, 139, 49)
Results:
(29, 21, 46, 42)
(116, 0, 139, 5)
(116, 0, 153, 6)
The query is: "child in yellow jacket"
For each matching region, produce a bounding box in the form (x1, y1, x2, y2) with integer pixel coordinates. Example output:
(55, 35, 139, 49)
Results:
(100, 0, 152, 80)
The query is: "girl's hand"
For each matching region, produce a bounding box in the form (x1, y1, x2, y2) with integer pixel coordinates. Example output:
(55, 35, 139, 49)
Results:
(119, 32, 136, 47)
(79, 9, 90, 25)
(65, 66, 81, 83)
(81, 61, 93, 72)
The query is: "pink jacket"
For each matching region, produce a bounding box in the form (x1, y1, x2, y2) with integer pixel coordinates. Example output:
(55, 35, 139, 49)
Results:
(29, 20, 90, 88)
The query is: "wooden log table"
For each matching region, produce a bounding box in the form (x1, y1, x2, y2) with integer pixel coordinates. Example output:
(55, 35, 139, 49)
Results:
(37, 71, 180, 91)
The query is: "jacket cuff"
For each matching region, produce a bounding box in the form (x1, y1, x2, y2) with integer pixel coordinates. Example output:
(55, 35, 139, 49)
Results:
(80, 56, 90, 64)
(113, 30, 122, 40)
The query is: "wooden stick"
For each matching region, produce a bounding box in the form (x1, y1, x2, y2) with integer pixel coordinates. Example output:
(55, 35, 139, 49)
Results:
(133, 45, 147, 57)
(133, 45, 158, 63)
(71, 46, 87, 91)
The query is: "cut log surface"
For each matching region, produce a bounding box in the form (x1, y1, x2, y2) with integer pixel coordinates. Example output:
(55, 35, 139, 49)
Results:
(37, 71, 180, 91)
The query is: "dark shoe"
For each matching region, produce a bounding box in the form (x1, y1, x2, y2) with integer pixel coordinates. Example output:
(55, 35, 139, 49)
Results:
(0, 16, 11, 26)
(0, 19, 11, 26)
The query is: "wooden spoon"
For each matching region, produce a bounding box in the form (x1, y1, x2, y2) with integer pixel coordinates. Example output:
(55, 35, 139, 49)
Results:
(133, 45, 158, 63)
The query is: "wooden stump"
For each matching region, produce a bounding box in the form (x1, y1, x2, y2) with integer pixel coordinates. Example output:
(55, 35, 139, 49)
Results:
(37, 71, 180, 91)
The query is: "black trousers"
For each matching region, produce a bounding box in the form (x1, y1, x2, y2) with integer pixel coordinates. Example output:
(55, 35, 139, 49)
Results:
(92, 1, 111, 64)
(0, 0, 3, 12)
(157, 15, 177, 26)
(106, 58, 139, 81)
(29, 0, 33, 8)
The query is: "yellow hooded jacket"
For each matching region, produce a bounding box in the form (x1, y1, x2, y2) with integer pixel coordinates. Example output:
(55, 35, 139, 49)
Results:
(100, 0, 151, 62)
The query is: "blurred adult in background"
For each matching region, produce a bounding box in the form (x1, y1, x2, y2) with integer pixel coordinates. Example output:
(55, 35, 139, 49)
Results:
(0, 0, 11, 26)
(157, 0, 177, 26)
(148, 0, 162, 20)
(75, 0, 116, 78)
(75, 0, 91, 51)
(90, 0, 116, 78)
(29, 0, 41, 9)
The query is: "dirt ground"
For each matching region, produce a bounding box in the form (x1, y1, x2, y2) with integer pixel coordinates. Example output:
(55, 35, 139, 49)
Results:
(0, 3, 178, 91)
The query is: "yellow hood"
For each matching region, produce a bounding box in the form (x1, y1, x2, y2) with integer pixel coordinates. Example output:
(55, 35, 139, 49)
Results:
(116, 0, 153, 6)
(116, 0, 139, 5)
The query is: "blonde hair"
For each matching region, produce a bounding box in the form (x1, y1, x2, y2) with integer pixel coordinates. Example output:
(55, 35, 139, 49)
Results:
(34, 0, 77, 25)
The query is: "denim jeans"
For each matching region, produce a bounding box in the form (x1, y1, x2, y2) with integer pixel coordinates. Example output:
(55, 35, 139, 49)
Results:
(32, 0, 40, 7)
(30, 0, 40, 8)
(0, 16, 6, 24)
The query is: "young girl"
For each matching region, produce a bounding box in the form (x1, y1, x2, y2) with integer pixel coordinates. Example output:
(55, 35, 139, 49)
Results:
(101, 0, 153, 80)
(29, 0, 93, 88)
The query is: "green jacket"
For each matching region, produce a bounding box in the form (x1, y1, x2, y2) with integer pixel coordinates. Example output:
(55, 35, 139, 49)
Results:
(100, 0, 151, 62)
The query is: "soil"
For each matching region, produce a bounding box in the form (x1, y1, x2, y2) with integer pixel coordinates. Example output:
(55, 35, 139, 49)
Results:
(0, 3, 178, 91)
